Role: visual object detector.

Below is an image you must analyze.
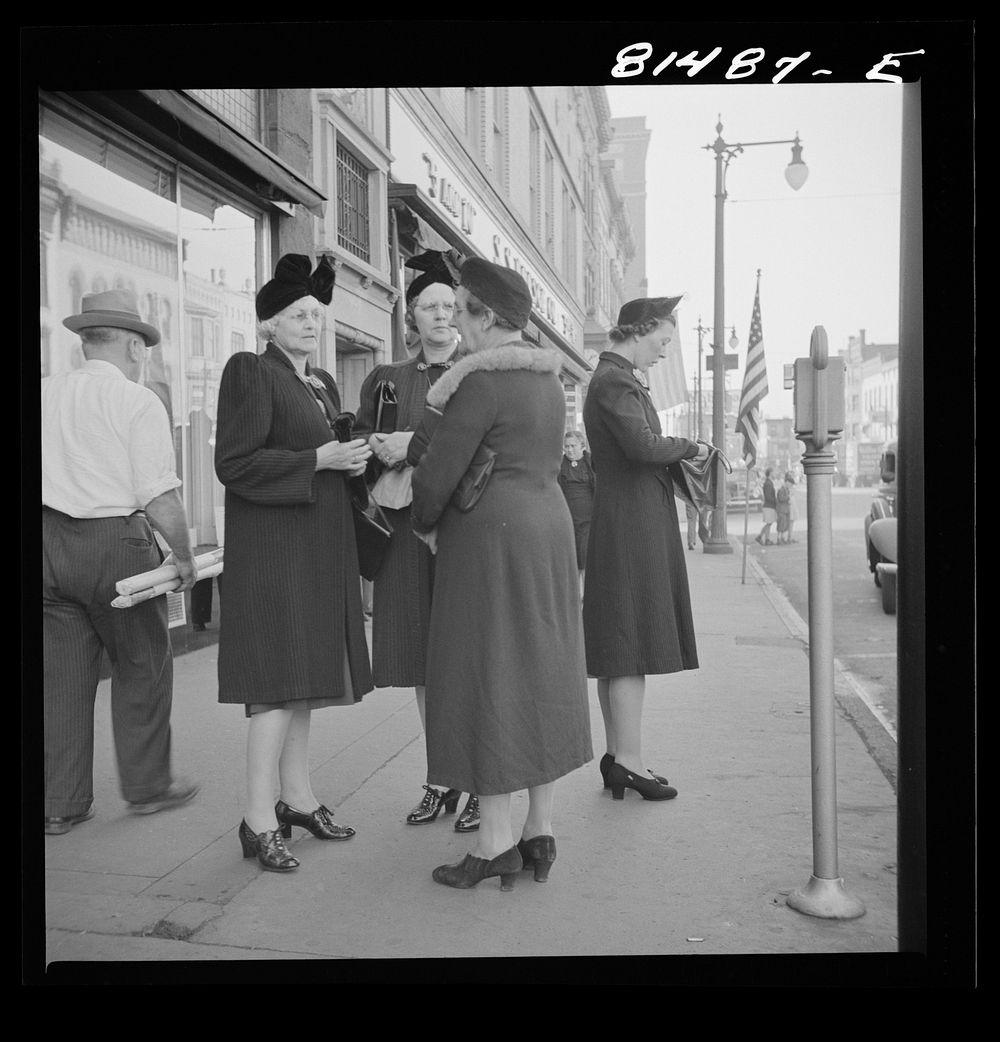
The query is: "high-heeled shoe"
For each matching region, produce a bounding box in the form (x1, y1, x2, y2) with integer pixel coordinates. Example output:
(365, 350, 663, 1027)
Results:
(431, 845, 522, 890)
(454, 793, 480, 832)
(516, 834, 557, 882)
(275, 800, 356, 840)
(239, 819, 300, 872)
(599, 753, 669, 789)
(406, 785, 460, 825)
(607, 762, 678, 801)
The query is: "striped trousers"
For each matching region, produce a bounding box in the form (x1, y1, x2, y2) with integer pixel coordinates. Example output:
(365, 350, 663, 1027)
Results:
(42, 508, 174, 817)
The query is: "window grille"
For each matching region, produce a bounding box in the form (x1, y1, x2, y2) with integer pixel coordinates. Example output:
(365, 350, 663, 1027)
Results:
(337, 144, 371, 264)
(187, 89, 261, 141)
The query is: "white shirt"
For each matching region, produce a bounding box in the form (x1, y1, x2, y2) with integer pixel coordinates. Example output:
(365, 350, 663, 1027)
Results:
(42, 359, 181, 518)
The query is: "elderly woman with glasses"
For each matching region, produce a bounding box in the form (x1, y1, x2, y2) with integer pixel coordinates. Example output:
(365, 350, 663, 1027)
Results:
(214, 254, 373, 873)
(352, 251, 482, 835)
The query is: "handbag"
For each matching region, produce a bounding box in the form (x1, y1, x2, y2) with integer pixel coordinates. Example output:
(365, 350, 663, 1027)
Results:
(374, 380, 398, 434)
(453, 443, 497, 512)
(675, 442, 732, 543)
(332, 411, 394, 580)
(418, 405, 497, 513)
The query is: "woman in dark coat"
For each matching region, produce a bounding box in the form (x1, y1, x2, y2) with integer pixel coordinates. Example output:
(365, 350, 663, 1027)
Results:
(557, 428, 596, 592)
(583, 296, 709, 803)
(215, 255, 374, 873)
(353, 251, 479, 833)
(411, 258, 592, 891)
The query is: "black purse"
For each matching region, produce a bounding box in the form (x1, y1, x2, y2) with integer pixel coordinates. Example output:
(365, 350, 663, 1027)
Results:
(453, 443, 497, 512)
(675, 443, 732, 543)
(417, 405, 497, 513)
(374, 380, 398, 433)
(331, 412, 393, 580)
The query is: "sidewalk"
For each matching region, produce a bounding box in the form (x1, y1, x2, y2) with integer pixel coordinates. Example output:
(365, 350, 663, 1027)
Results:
(37, 539, 901, 980)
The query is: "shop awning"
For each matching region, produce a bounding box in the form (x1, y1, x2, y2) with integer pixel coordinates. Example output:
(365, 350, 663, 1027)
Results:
(139, 90, 327, 217)
(389, 183, 591, 374)
(388, 184, 477, 257)
(48, 90, 327, 218)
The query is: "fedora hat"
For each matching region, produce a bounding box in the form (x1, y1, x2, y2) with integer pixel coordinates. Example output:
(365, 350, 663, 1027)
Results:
(63, 290, 161, 347)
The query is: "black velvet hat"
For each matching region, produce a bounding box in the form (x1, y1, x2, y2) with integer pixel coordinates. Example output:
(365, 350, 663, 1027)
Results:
(256, 254, 336, 320)
(405, 249, 462, 304)
(459, 257, 532, 329)
(617, 296, 683, 328)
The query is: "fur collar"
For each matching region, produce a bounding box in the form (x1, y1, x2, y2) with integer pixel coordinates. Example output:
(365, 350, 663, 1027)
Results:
(426, 341, 563, 409)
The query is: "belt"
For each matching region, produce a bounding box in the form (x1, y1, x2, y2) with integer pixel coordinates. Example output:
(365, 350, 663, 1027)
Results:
(42, 505, 146, 520)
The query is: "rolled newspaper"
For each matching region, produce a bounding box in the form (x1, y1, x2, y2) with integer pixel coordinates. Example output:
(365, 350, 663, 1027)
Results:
(115, 548, 224, 597)
(112, 562, 223, 608)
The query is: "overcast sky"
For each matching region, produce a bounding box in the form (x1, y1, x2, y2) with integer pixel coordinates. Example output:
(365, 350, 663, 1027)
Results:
(606, 82, 904, 419)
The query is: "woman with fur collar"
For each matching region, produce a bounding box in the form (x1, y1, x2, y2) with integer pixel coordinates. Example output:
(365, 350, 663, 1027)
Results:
(411, 258, 592, 891)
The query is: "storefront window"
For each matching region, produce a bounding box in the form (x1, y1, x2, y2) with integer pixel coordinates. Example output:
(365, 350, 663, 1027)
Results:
(39, 103, 261, 547)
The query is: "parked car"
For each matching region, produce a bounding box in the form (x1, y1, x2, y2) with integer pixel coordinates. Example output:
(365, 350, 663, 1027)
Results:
(726, 476, 763, 512)
(863, 441, 898, 614)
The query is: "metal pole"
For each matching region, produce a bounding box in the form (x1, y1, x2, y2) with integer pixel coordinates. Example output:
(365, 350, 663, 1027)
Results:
(705, 125, 732, 554)
(696, 320, 705, 441)
(787, 326, 865, 920)
(741, 464, 752, 584)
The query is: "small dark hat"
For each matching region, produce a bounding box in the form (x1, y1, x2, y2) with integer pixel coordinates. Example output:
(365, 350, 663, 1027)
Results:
(256, 254, 336, 321)
(459, 257, 532, 329)
(63, 290, 161, 346)
(405, 249, 462, 304)
(616, 296, 683, 328)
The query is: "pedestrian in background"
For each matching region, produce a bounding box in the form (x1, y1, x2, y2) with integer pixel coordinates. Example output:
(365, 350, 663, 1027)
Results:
(42, 290, 200, 836)
(411, 258, 592, 890)
(583, 296, 709, 803)
(354, 250, 480, 834)
(756, 467, 777, 545)
(683, 500, 699, 550)
(776, 472, 799, 543)
(557, 428, 596, 592)
(215, 255, 373, 874)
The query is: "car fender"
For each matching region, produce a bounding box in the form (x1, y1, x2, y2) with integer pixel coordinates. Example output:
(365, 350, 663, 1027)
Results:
(868, 516, 897, 563)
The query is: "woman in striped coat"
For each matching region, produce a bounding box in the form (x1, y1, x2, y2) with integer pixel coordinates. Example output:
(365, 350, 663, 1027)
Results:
(215, 255, 373, 873)
(353, 251, 480, 833)
(582, 297, 709, 803)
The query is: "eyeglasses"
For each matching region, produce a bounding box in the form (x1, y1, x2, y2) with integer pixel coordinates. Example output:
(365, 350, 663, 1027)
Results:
(285, 308, 326, 324)
(415, 302, 456, 315)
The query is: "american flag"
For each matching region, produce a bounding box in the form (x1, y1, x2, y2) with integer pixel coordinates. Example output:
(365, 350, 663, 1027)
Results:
(735, 273, 768, 468)
(645, 315, 689, 412)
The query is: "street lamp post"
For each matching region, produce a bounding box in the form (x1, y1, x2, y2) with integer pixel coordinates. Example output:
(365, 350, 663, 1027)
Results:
(702, 118, 808, 554)
(694, 318, 709, 441)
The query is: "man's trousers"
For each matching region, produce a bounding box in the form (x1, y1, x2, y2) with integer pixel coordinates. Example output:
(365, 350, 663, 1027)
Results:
(42, 508, 174, 818)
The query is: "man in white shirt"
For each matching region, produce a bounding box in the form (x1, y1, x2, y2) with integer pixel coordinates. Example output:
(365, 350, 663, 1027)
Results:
(42, 291, 200, 836)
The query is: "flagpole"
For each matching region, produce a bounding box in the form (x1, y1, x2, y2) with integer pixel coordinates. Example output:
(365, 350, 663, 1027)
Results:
(742, 464, 753, 584)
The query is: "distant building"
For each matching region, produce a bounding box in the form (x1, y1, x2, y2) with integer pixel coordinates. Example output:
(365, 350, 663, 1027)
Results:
(840, 329, 899, 485)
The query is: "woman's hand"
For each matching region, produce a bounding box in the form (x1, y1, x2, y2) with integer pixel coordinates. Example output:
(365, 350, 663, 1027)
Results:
(373, 430, 414, 468)
(315, 438, 372, 474)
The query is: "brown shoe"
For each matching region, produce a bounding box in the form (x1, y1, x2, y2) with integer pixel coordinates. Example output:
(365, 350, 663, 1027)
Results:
(127, 778, 200, 815)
